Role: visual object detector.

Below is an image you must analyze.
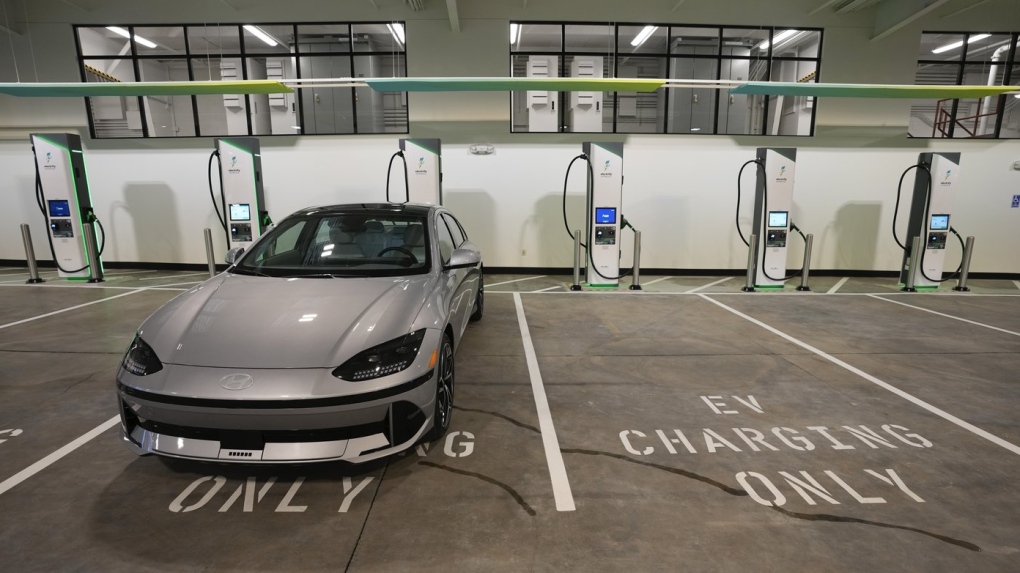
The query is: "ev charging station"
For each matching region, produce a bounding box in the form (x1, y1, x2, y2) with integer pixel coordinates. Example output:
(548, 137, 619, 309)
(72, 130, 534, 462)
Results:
(583, 142, 624, 287)
(212, 137, 270, 252)
(748, 147, 798, 289)
(898, 152, 961, 289)
(30, 133, 104, 280)
(400, 138, 442, 205)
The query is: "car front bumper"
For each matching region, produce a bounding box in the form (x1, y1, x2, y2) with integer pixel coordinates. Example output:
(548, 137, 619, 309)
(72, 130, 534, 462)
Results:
(117, 367, 436, 464)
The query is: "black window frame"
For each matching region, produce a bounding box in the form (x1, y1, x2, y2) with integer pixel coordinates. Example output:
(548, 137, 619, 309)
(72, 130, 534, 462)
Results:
(912, 30, 1019, 139)
(509, 21, 823, 136)
(74, 22, 410, 139)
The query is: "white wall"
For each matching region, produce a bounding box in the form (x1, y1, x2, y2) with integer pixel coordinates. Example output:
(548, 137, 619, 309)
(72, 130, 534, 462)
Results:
(1, 0, 1019, 273)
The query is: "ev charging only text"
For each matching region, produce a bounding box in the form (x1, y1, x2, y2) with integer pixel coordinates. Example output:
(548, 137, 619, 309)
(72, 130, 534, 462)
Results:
(168, 431, 475, 513)
(619, 395, 933, 508)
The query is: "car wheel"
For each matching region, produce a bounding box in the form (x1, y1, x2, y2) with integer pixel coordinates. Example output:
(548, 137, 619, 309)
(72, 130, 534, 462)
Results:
(426, 333, 454, 441)
(469, 274, 483, 322)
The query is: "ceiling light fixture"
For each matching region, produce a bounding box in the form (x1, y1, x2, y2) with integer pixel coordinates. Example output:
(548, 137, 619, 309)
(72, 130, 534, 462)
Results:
(931, 33, 990, 54)
(758, 29, 797, 50)
(243, 25, 278, 47)
(107, 26, 157, 49)
(386, 23, 405, 45)
(631, 26, 658, 47)
(510, 23, 522, 46)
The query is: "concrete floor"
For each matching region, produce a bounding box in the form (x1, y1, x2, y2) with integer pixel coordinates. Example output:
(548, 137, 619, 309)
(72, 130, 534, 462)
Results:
(1, 268, 1019, 571)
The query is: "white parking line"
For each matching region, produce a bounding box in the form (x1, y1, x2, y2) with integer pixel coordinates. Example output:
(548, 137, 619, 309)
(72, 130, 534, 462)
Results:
(827, 277, 850, 294)
(531, 285, 563, 293)
(103, 270, 158, 276)
(0, 289, 146, 330)
(0, 416, 120, 497)
(513, 292, 575, 512)
(0, 274, 59, 284)
(156, 281, 203, 288)
(698, 294, 1020, 457)
(685, 276, 733, 294)
(487, 275, 546, 287)
(641, 276, 672, 286)
(1014, 281, 1020, 291)
(139, 272, 211, 281)
(868, 295, 1020, 338)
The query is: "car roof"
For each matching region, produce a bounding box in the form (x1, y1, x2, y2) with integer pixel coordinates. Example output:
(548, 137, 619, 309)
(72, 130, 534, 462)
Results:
(298, 203, 435, 217)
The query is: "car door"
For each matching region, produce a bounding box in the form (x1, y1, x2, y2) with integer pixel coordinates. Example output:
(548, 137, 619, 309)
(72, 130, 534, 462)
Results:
(435, 212, 476, 345)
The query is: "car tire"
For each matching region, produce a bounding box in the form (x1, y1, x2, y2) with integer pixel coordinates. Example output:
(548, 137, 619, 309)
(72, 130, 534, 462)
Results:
(469, 273, 483, 322)
(426, 332, 454, 442)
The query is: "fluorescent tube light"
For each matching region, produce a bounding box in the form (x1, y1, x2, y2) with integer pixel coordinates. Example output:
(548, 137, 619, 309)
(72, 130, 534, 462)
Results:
(106, 26, 157, 49)
(387, 23, 405, 45)
(931, 33, 990, 54)
(631, 26, 658, 47)
(243, 25, 278, 47)
(758, 29, 797, 50)
(510, 23, 521, 45)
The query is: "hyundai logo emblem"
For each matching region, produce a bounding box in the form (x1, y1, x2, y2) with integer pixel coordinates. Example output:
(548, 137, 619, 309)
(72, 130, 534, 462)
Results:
(220, 373, 254, 391)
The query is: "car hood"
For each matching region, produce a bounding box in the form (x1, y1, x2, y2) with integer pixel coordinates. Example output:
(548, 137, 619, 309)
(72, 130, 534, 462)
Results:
(139, 273, 436, 369)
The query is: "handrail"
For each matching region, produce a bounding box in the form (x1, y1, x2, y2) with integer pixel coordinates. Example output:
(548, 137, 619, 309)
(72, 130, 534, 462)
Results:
(932, 97, 998, 138)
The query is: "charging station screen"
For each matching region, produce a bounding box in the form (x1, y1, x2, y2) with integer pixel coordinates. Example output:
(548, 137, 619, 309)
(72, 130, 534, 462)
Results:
(595, 207, 617, 224)
(48, 200, 71, 218)
(930, 214, 950, 230)
(768, 211, 788, 227)
(230, 203, 251, 222)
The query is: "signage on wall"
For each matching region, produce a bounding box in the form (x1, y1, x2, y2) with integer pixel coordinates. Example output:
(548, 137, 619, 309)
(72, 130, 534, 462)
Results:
(1011, 194, 1019, 208)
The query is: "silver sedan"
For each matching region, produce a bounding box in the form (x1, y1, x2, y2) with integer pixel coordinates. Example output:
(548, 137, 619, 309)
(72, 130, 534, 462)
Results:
(116, 203, 483, 464)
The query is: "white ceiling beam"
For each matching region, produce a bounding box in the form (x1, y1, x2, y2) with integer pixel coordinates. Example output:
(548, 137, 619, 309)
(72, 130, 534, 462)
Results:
(58, 0, 88, 11)
(367, 0, 379, 8)
(672, 0, 687, 11)
(446, 0, 459, 32)
(940, 0, 991, 18)
(872, 0, 951, 42)
(808, 0, 841, 15)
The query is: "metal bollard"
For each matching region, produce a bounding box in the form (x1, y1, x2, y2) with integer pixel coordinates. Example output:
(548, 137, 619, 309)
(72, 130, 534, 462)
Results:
(83, 223, 104, 283)
(902, 236, 921, 292)
(629, 230, 642, 290)
(741, 234, 757, 292)
(797, 233, 813, 292)
(204, 228, 217, 278)
(953, 236, 975, 292)
(20, 224, 44, 284)
(570, 230, 582, 291)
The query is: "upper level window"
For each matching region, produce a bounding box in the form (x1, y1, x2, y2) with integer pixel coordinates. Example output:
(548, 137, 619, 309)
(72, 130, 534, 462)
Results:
(510, 23, 822, 136)
(910, 32, 1019, 139)
(75, 23, 408, 139)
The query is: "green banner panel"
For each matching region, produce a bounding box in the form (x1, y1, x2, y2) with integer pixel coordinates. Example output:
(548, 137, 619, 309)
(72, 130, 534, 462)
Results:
(364, 77, 666, 93)
(0, 80, 292, 97)
(731, 82, 1020, 99)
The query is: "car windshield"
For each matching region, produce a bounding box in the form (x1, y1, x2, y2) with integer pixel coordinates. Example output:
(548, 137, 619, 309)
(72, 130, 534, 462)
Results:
(232, 210, 431, 278)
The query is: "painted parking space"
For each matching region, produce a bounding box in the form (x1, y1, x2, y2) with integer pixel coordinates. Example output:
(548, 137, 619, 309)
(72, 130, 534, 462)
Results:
(0, 292, 561, 571)
(711, 294, 1020, 446)
(517, 292, 1020, 570)
(869, 293, 1020, 334)
(0, 284, 181, 486)
(0, 286, 140, 324)
(1, 273, 1019, 571)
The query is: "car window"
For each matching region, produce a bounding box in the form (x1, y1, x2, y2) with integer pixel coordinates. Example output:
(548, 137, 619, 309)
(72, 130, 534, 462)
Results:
(442, 213, 465, 246)
(436, 215, 456, 264)
(451, 215, 468, 242)
(250, 219, 308, 266)
(236, 211, 430, 278)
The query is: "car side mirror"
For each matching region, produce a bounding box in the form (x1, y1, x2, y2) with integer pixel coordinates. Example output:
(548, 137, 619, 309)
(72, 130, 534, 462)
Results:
(444, 247, 480, 270)
(225, 247, 245, 265)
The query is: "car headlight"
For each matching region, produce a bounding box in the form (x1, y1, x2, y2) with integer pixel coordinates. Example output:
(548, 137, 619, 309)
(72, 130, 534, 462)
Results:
(333, 329, 427, 381)
(122, 335, 163, 376)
